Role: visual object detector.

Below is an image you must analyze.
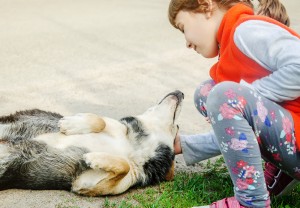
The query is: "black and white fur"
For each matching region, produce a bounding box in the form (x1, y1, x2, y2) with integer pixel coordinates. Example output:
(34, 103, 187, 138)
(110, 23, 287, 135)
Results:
(0, 91, 183, 196)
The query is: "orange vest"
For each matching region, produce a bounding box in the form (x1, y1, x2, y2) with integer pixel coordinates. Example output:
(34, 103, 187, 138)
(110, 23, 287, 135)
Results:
(210, 4, 300, 149)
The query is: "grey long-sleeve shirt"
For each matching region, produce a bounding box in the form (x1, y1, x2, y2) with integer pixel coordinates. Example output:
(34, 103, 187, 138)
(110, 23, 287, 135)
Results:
(234, 20, 300, 102)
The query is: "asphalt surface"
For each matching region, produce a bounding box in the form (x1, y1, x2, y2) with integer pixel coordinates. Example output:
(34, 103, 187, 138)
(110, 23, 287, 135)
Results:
(0, 0, 299, 207)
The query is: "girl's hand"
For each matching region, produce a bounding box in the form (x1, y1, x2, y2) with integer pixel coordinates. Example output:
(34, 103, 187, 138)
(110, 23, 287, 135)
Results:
(174, 133, 182, 155)
(205, 117, 211, 124)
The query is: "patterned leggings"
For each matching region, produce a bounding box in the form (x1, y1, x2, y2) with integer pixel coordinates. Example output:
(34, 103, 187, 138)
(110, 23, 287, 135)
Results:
(194, 80, 300, 207)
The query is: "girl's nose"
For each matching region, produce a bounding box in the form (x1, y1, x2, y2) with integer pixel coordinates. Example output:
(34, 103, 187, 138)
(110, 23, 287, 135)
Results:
(186, 42, 192, 49)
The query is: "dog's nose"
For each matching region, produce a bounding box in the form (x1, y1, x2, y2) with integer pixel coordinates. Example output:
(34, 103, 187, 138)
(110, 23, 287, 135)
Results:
(173, 90, 184, 102)
(175, 90, 184, 98)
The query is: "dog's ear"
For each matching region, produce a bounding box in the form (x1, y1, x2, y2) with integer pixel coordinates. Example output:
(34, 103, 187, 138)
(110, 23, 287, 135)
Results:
(165, 160, 175, 181)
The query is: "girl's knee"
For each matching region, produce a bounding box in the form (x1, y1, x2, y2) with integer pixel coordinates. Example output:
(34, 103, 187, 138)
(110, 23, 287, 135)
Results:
(194, 79, 215, 117)
(194, 79, 215, 101)
(206, 81, 240, 110)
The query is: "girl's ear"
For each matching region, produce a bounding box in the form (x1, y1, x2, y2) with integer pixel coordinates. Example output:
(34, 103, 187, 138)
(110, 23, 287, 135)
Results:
(198, 0, 213, 19)
(205, 10, 212, 19)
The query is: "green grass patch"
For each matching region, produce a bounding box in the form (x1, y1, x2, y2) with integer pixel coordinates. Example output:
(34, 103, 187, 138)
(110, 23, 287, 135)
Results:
(104, 158, 300, 208)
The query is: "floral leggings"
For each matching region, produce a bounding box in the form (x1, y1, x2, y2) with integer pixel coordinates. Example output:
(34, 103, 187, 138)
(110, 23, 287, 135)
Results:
(195, 80, 300, 207)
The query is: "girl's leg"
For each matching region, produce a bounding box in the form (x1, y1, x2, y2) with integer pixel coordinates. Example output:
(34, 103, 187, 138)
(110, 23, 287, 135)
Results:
(205, 81, 275, 207)
(206, 82, 300, 180)
(194, 80, 299, 185)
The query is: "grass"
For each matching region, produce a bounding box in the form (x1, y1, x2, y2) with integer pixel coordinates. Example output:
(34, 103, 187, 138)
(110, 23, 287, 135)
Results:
(103, 157, 300, 208)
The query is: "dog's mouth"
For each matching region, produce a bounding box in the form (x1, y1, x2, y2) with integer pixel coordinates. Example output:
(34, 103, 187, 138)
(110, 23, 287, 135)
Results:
(159, 90, 184, 123)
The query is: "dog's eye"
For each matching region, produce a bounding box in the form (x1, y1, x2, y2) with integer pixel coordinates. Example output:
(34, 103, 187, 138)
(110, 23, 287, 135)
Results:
(120, 116, 148, 139)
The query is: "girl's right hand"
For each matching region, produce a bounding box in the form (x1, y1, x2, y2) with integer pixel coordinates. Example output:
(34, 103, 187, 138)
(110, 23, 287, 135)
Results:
(205, 117, 211, 124)
(174, 133, 182, 155)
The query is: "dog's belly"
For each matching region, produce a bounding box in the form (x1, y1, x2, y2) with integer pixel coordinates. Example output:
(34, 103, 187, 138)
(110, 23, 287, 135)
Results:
(33, 133, 132, 156)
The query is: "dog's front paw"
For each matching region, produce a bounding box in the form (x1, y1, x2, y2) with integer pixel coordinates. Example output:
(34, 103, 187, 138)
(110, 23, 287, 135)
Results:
(83, 153, 101, 169)
(59, 114, 87, 135)
(59, 113, 105, 135)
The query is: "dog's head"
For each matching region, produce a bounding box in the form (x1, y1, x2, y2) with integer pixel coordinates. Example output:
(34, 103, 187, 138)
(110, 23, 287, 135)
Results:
(141, 90, 183, 136)
(121, 90, 184, 184)
(121, 90, 183, 146)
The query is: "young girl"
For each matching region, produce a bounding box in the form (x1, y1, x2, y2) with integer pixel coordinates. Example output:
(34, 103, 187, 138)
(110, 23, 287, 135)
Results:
(168, 0, 300, 207)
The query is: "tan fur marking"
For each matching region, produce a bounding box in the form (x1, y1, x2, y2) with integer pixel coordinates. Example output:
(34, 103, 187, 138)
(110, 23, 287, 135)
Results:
(79, 153, 131, 196)
(85, 171, 128, 196)
(84, 153, 130, 174)
(165, 160, 175, 181)
(87, 114, 106, 133)
(0, 140, 7, 144)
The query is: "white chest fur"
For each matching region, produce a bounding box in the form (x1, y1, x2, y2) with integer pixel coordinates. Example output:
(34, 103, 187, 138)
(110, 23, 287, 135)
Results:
(33, 132, 133, 156)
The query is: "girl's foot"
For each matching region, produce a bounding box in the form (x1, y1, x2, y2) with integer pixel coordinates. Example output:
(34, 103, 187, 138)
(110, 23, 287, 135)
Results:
(192, 196, 246, 208)
(264, 162, 299, 196)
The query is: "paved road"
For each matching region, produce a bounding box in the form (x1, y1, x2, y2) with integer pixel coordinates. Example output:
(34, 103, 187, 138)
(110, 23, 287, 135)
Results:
(0, 0, 299, 207)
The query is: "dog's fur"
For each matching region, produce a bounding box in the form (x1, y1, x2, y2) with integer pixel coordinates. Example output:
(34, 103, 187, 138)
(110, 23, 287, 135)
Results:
(0, 91, 183, 196)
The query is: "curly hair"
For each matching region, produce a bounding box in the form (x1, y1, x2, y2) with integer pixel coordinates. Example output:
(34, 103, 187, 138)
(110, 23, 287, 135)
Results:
(168, 0, 290, 29)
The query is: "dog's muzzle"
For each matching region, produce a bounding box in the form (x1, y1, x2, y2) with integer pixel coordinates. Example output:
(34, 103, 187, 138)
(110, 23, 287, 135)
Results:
(159, 90, 184, 104)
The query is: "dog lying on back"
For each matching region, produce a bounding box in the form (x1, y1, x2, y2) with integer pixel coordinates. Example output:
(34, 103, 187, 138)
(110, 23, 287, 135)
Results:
(0, 91, 183, 196)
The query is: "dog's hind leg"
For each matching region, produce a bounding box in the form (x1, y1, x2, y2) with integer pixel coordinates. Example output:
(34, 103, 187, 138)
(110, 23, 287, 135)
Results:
(59, 113, 106, 135)
(72, 152, 132, 196)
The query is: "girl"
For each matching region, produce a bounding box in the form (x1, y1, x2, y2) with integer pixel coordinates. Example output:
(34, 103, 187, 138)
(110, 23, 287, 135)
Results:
(168, 0, 300, 207)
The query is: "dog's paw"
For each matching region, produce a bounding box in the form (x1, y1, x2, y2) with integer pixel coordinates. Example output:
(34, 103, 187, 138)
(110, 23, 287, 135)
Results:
(59, 114, 88, 135)
(83, 153, 101, 169)
(59, 113, 105, 135)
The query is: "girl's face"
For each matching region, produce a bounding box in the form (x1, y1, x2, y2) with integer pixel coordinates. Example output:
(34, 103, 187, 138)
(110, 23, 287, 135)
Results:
(175, 9, 223, 58)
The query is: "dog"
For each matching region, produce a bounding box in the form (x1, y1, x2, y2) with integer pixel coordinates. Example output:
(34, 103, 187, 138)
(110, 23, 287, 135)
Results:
(0, 90, 183, 196)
